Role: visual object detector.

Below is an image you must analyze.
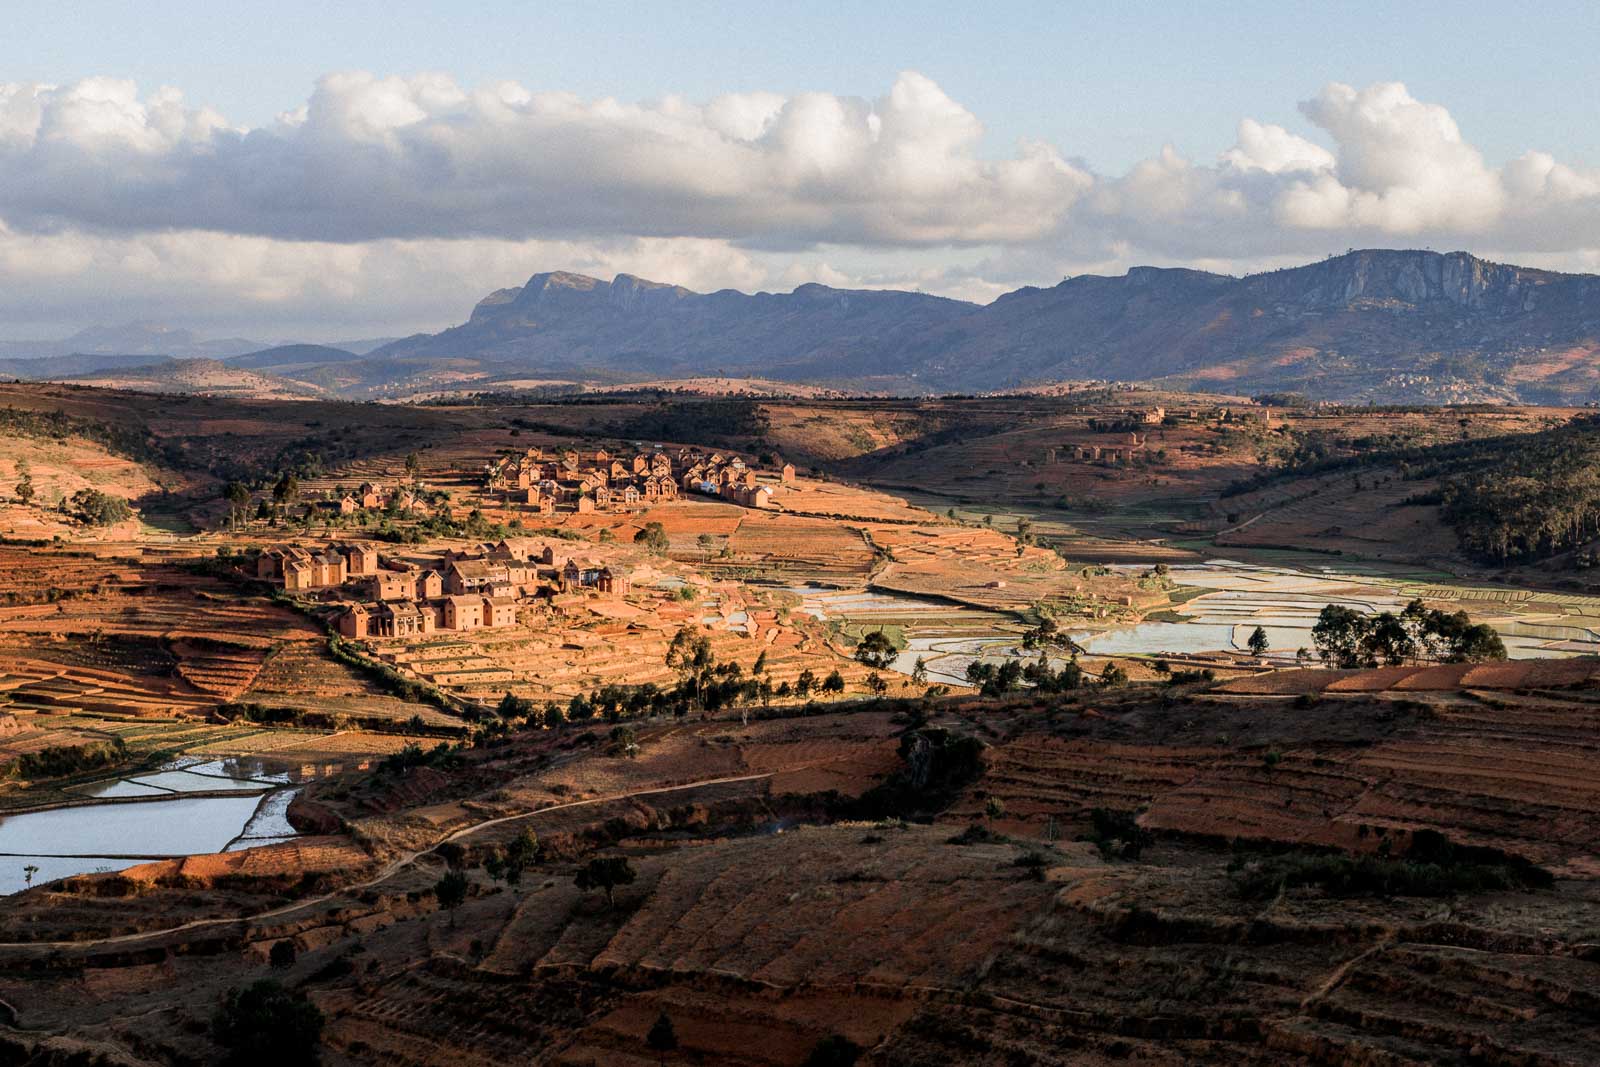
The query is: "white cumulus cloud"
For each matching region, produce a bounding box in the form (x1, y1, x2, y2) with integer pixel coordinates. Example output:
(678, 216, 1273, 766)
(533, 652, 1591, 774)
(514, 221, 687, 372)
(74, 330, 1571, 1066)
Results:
(1, 73, 1599, 335)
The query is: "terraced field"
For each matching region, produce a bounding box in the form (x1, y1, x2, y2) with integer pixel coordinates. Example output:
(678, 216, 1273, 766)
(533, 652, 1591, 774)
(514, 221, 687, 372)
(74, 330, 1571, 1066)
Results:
(2, 668, 1600, 1065)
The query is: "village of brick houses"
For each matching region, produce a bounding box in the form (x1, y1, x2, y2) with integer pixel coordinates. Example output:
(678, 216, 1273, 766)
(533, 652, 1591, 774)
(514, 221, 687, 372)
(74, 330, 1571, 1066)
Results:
(238, 441, 887, 707)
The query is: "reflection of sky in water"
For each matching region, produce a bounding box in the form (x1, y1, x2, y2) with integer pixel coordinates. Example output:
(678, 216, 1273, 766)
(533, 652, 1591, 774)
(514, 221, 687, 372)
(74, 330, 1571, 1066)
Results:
(75, 778, 170, 799)
(0, 795, 265, 858)
(793, 559, 1600, 676)
(125, 770, 276, 793)
(2, 854, 124, 895)
(4, 757, 305, 894)
(240, 788, 298, 839)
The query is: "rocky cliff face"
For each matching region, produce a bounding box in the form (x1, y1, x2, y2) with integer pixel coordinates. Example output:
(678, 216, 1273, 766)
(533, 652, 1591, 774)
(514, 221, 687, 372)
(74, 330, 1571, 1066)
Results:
(380, 270, 973, 381)
(370, 250, 1600, 402)
(1245, 250, 1549, 312)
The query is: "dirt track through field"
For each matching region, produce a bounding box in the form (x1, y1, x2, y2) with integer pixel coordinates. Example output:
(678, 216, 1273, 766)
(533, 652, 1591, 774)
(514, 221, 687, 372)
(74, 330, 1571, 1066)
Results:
(0, 770, 777, 955)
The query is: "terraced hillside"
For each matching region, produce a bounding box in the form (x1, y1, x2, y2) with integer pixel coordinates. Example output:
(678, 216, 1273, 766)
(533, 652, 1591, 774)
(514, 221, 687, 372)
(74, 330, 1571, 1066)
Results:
(2, 666, 1597, 1065)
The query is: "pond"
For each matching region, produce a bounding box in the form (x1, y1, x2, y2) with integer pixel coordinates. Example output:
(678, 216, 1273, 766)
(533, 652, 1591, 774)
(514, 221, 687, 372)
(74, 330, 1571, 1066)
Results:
(0, 757, 300, 895)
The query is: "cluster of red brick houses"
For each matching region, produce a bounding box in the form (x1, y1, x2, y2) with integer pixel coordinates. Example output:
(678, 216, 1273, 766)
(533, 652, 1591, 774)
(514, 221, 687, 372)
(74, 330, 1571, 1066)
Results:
(300, 482, 426, 519)
(259, 536, 634, 641)
(485, 446, 794, 514)
(487, 447, 679, 514)
(679, 451, 792, 509)
(257, 542, 380, 591)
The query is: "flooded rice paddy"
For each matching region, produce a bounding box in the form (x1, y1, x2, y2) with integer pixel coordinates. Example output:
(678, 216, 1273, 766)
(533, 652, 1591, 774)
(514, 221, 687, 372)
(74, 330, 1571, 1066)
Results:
(791, 558, 1600, 686)
(1, 756, 298, 894)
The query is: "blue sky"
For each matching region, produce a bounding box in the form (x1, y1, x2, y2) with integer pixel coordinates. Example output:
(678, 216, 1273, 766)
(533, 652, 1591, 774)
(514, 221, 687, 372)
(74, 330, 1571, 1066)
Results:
(3, 2, 1599, 338)
(10, 1, 1597, 170)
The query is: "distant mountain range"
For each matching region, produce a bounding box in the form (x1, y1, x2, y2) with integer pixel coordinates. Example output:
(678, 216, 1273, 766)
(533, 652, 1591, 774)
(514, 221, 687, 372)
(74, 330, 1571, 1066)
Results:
(7, 250, 1600, 403)
(0, 323, 396, 369)
(365, 250, 1600, 403)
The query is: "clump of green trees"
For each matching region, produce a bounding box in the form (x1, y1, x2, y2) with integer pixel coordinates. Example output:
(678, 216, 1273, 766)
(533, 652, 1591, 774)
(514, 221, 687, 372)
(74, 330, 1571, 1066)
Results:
(1436, 416, 1600, 564)
(1310, 599, 1505, 668)
(967, 653, 1094, 697)
(65, 488, 132, 526)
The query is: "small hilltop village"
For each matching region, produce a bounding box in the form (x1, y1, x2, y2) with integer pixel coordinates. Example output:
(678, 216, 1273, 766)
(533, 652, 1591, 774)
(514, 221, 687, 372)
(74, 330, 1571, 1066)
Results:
(253, 444, 799, 644)
(484, 444, 793, 513)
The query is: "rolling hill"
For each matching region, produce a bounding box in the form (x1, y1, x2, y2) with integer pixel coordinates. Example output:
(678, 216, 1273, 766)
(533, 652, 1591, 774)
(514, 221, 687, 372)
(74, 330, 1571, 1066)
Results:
(57, 358, 324, 400)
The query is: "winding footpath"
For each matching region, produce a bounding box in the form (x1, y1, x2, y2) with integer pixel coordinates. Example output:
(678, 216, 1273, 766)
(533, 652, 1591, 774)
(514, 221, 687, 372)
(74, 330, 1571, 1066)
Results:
(0, 770, 777, 953)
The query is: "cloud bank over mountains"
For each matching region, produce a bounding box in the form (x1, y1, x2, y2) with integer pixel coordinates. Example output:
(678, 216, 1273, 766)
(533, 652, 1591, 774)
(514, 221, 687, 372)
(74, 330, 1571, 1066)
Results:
(2, 71, 1598, 335)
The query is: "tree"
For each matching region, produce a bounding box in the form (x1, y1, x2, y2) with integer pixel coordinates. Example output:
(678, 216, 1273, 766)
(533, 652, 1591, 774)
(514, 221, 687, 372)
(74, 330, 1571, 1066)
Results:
(1450, 622, 1507, 662)
(497, 692, 534, 721)
(66, 488, 131, 526)
(1247, 626, 1270, 657)
(224, 481, 251, 529)
(1099, 663, 1128, 687)
(865, 673, 887, 696)
(646, 1012, 679, 1065)
(751, 650, 767, 675)
(212, 980, 324, 1067)
(433, 869, 468, 925)
(490, 828, 539, 886)
(1020, 614, 1074, 652)
(803, 1034, 863, 1067)
(910, 657, 929, 685)
(576, 856, 636, 908)
(14, 460, 34, 506)
(1313, 599, 1505, 668)
(404, 451, 421, 480)
(666, 625, 714, 701)
(272, 473, 299, 509)
(794, 669, 817, 697)
(635, 522, 671, 555)
(608, 724, 639, 758)
(696, 532, 716, 559)
(821, 669, 845, 693)
(268, 939, 297, 969)
(854, 629, 897, 669)
(1366, 612, 1414, 666)
(1312, 605, 1369, 668)
(22, 863, 38, 888)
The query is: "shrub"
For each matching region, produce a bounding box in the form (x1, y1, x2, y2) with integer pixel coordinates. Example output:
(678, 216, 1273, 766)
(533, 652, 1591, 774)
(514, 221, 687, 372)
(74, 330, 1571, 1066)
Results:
(803, 1034, 863, 1067)
(66, 488, 132, 526)
(575, 856, 636, 908)
(14, 739, 126, 780)
(1231, 834, 1553, 900)
(1084, 808, 1152, 860)
(211, 980, 324, 1066)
